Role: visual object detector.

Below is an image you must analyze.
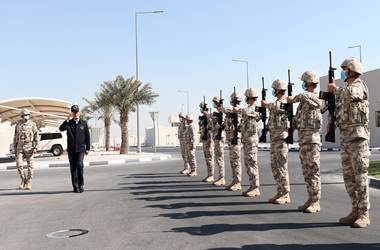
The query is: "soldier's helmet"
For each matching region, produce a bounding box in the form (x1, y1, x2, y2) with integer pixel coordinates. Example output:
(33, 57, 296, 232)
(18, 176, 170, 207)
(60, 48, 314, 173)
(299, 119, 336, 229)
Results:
(186, 114, 194, 121)
(213, 96, 222, 103)
(230, 92, 242, 101)
(340, 57, 355, 68)
(342, 58, 362, 75)
(21, 109, 31, 116)
(199, 101, 208, 108)
(300, 70, 319, 84)
(244, 88, 258, 98)
(271, 79, 287, 90)
(178, 112, 185, 118)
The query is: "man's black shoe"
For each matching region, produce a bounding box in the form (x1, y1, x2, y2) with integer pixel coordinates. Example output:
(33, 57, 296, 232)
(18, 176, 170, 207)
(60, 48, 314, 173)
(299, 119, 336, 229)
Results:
(78, 187, 84, 193)
(73, 188, 79, 193)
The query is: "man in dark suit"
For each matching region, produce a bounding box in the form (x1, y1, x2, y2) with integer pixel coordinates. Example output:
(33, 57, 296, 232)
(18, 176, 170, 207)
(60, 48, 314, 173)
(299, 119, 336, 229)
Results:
(59, 105, 90, 193)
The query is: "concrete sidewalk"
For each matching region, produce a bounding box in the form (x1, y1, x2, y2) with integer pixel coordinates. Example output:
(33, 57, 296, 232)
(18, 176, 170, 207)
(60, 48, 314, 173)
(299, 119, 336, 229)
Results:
(0, 151, 172, 171)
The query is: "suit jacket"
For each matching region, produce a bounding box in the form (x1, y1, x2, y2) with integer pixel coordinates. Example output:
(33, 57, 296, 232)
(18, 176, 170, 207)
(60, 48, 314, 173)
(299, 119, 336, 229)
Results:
(59, 119, 91, 153)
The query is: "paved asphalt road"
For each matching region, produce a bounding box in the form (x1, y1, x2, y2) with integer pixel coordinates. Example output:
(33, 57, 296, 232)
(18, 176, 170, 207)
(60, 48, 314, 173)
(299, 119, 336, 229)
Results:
(0, 148, 379, 250)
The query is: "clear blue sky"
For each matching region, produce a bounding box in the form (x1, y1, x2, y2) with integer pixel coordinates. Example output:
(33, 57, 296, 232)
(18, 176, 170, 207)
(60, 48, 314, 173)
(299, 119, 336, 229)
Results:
(1, 0, 379, 139)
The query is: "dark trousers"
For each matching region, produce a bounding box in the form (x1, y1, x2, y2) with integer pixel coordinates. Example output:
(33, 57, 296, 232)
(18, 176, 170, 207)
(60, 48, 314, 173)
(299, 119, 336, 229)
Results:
(68, 151, 85, 190)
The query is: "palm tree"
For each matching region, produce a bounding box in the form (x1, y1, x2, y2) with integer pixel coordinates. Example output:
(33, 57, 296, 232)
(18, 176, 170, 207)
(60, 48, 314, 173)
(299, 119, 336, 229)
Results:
(101, 75, 158, 154)
(82, 92, 114, 151)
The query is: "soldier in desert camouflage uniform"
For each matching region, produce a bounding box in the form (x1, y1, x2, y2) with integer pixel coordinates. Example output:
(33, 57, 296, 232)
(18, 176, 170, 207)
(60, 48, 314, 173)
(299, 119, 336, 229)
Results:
(185, 114, 198, 177)
(262, 79, 291, 204)
(328, 58, 370, 228)
(13, 109, 39, 190)
(240, 88, 262, 197)
(209, 96, 226, 186)
(288, 71, 322, 213)
(224, 91, 242, 192)
(198, 101, 215, 182)
(178, 113, 190, 175)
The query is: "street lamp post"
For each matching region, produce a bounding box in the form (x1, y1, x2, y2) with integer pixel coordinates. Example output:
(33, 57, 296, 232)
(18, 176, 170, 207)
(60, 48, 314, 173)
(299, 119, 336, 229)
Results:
(134, 10, 164, 153)
(177, 90, 189, 114)
(232, 59, 249, 88)
(348, 44, 362, 62)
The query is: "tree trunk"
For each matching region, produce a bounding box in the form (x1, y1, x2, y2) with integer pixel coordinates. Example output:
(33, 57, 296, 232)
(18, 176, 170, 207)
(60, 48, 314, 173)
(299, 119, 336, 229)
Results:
(104, 117, 111, 151)
(120, 112, 129, 154)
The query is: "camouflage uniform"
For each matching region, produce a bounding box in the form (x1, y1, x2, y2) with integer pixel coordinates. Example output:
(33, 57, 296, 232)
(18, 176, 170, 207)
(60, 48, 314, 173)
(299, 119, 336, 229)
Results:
(268, 95, 290, 202)
(240, 106, 261, 192)
(199, 112, 214, 180)
(293, 91, 322, 211)
(209, 109, 226, 184)
(224, 106, 242, 189)
(335, 77, 370, 226)
(185, 120, 197, 174)
(14, 115, 39, 189)
(178, 119, 190, 172)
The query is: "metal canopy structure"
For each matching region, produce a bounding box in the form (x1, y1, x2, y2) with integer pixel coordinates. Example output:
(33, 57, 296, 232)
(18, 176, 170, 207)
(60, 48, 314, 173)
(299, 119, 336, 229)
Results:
(0, 97, 71, 127)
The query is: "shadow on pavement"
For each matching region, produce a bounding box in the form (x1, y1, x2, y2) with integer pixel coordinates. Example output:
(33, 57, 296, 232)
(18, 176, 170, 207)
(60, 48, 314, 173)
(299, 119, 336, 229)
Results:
(170, 222, 344, 236)
(130, 188, 225, 195)
(206, 243, 380, 250)
(135, 194, 239, 201)
(0, 188, 127, 196)
(160, 209, 298, 219)
(147, 201, 268, 209)
(120, 184, 214, 190)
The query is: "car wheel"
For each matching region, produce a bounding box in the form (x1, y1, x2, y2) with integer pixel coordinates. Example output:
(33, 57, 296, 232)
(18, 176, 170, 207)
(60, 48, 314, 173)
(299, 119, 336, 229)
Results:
(51, 145, 63, 156)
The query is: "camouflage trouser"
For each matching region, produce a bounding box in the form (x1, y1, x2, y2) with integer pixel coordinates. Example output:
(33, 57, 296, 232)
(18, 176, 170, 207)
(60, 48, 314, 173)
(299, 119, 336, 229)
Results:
(16, 146, 35, 181)
(186, 144, 197, 172)
(202, 139, 214, 176)
(270, 139, 290, 195)
(341, 134, 370, 216)
(180, 138, 190, 171)
(214, 139, 225, 178)
(228, 143, 241, 184)
(299, 143, 321, 202)
(243, 136, 259, 189)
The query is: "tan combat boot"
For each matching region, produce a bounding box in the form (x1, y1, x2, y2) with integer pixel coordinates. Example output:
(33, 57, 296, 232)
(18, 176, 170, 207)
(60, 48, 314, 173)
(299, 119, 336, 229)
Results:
(242, 187, 260, 197)
(202, 176, 214, 183)
(188, 170, 197, 177)
(180, 169, 190, 175)
(273, 194, 291, 205)
(227, 183, 242, 192)
(298, 199, 312, 212)
(213, 177, 226, 186)
(304, 202, 321, 213)
(339, 209, 358, 225)
(25, 181, 32, 190)
(352, 212, 370, 228)
(268, 193, 282, 203)
(18, 178, 25, 190)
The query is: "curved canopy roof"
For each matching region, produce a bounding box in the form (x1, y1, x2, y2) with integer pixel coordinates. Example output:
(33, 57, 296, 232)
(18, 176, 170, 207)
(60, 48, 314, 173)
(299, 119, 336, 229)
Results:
(0, 97, 71, 127)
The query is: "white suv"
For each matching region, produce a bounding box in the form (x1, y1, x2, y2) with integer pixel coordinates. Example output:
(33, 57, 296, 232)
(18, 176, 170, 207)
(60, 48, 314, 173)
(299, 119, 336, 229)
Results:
(10, 132, 67, 156)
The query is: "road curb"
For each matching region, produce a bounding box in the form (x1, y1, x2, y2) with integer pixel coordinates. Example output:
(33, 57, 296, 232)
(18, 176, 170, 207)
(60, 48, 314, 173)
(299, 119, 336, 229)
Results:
(369, 177, 380, 189)
(1, 154, 172, 171)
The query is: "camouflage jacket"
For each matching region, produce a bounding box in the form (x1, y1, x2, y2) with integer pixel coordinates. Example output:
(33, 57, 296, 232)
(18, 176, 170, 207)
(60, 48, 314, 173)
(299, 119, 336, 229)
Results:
(185, 123, 196, 148)
(267, 96, 289, 140)
(293, 92, 322, 131)
(177, 121, 187, 140)
(223, 106, 242, 143)
(335, 78, 369, 140)
(240, 105, 261, 138)
(209, 110, 225, 141)
(13, 120, 39, 149)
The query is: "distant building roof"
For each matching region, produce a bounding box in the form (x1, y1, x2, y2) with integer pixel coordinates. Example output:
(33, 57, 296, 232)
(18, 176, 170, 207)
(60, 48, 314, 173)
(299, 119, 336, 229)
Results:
(0, 97, 71, 126)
